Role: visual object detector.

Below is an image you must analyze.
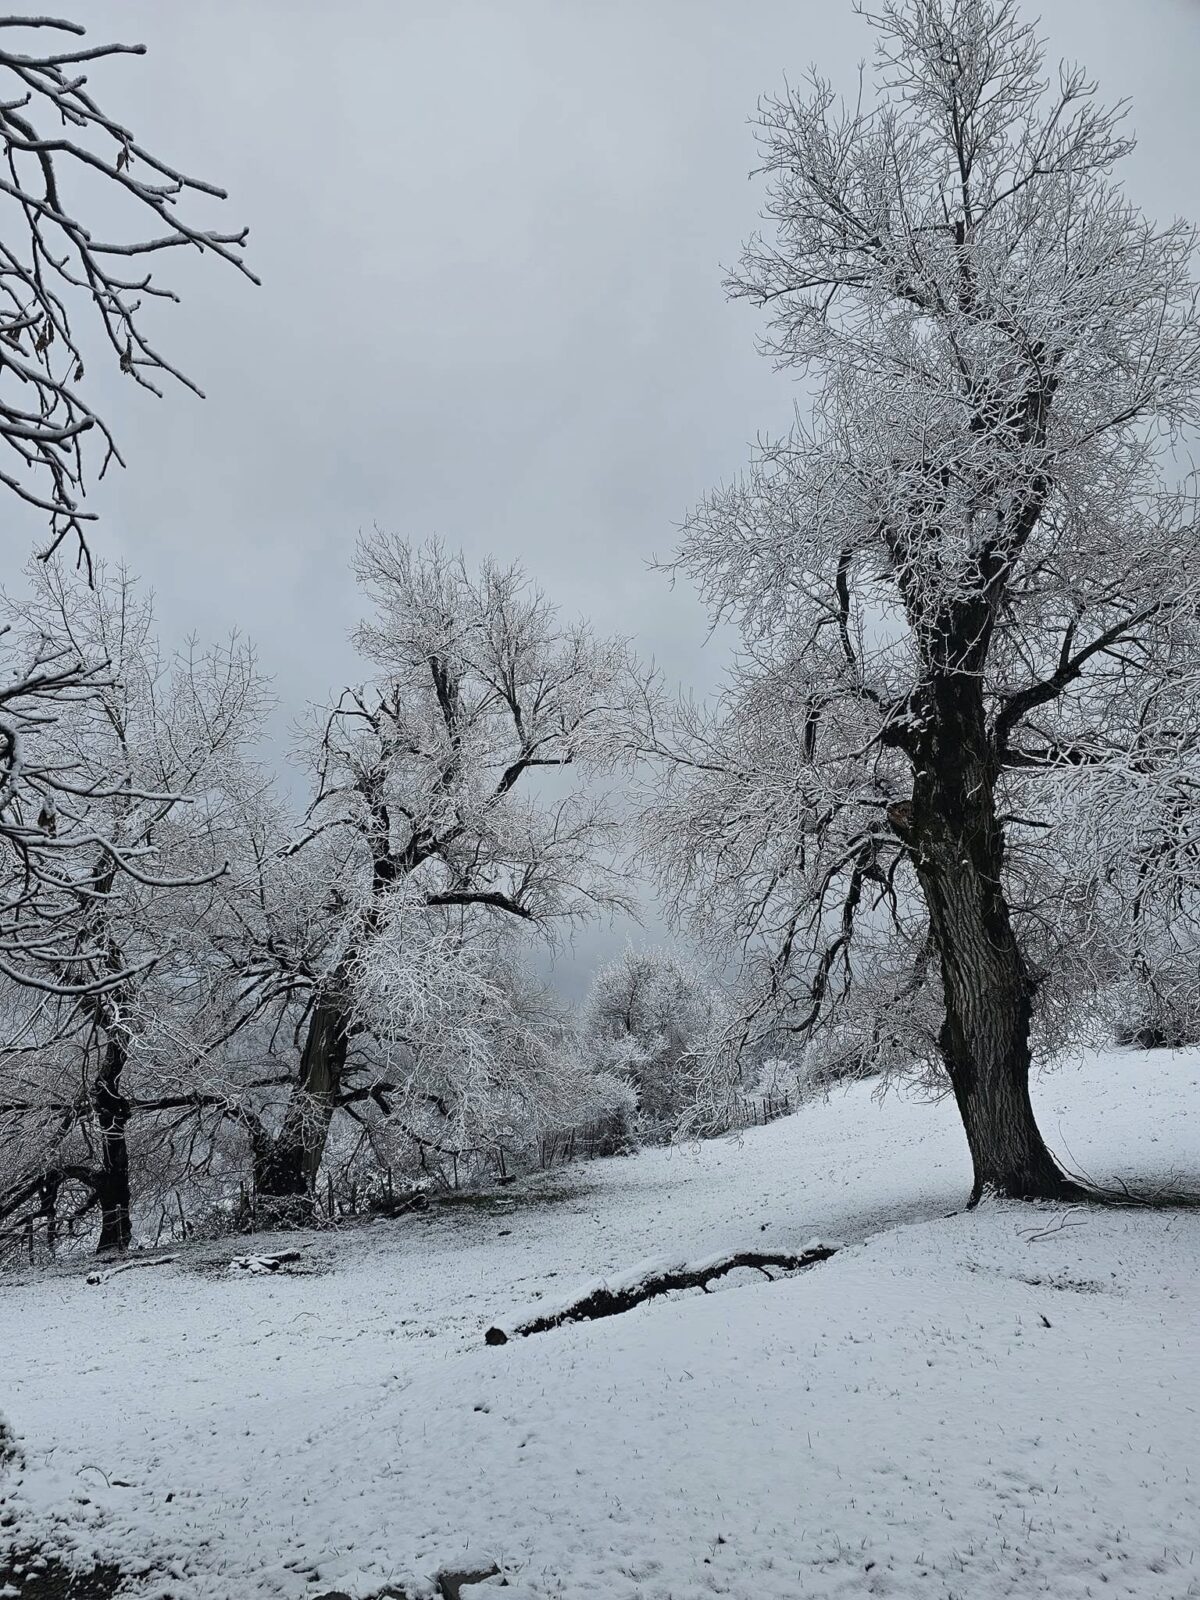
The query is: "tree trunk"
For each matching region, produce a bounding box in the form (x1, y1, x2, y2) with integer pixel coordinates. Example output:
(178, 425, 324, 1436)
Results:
(899, 670, 1083, 1204)
(93, 1040, 132, 1254)
(255, 993, 349, 1222)
(918, 839, 1077, 1202)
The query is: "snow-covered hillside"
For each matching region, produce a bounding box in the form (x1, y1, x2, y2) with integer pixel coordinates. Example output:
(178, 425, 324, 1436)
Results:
(3, 1048, 1198, 1599)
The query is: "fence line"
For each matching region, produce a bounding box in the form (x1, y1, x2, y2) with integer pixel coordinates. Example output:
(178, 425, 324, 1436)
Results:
(717, 1091, 793, 1132)
(538, 1092, 795, 1173)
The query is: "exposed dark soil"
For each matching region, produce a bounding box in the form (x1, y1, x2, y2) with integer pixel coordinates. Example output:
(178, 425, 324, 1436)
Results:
(0, 1548, 124, 1598)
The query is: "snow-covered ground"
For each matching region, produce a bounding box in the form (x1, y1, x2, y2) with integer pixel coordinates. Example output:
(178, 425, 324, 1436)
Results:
(2, 1047, 1198, 1599)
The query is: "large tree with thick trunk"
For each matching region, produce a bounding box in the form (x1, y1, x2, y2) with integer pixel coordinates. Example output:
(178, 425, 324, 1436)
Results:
(251, 534, 633, 1219)
(639, 0, 1200, 1202)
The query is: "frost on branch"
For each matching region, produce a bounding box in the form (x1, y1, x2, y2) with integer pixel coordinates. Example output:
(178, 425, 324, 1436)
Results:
(241, 534, 642, 1214)
(0, 16, 256, 565)
(578, 946, 731, 1141)
(0, 559, 267, 1256)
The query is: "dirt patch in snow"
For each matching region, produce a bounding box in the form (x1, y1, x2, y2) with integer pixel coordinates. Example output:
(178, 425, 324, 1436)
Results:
(0, 1547, 123, 1599)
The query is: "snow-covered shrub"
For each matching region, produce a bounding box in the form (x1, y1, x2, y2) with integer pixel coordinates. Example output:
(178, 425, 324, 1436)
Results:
(580, 949, 729, 1141)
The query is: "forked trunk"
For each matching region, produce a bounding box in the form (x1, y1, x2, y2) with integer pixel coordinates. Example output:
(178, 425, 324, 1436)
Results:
(255, 993, 349, 1222)
(899, 672, 1082, 1204)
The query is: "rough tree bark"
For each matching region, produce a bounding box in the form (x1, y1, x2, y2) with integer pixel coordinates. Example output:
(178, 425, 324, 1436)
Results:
(892, 660, 1083, 1204)
(87, 886, 137, 1255)
(93, 1032, 133, 1254)
(254, 989, 350, 1221)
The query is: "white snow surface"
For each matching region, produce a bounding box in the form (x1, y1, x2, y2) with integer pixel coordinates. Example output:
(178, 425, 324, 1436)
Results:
(2, 1047, 1198, 1599)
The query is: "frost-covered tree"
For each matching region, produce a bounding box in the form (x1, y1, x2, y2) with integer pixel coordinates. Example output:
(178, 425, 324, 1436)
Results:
(0, 562, 265, 1253)
(251, 535, 635, 1216)
(642, 0, 1200, 1201)
(0, 617, 108, 996)
(0, 15, 254, 1036)
(1063, 698, 1200, 1050)
(580, 948, 728, 1140)
(335, 933, 632, 1187)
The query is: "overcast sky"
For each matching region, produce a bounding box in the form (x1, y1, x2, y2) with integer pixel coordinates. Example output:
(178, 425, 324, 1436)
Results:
(10, 0, 1200, 994)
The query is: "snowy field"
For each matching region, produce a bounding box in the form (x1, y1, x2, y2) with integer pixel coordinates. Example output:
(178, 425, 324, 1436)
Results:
(2, 1047, 1198, 1600)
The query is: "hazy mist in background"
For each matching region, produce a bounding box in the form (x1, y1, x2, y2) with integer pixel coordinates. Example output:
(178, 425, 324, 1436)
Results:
(10, 0, 1200, 994)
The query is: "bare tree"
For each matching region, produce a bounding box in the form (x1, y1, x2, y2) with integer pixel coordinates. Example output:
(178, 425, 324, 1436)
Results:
(0, 13, 255, 565)
(250, 535, 635, 1218)
(0, 14, 255, 1040)
(0, 616, 107, 990)
(641, 0, 1200, 1202)
(0, 561, 266, 1253)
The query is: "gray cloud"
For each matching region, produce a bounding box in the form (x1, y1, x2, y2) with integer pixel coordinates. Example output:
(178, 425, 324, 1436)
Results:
(10, 0, 1199, 995)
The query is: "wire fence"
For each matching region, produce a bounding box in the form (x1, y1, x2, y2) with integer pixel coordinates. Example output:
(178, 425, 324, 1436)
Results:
(537, 1091, 795, 1172)
(717, 1091, 793, 1131)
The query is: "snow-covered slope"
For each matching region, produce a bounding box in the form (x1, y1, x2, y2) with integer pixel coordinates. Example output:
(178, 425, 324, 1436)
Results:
(3, 1048, 1198, 1599)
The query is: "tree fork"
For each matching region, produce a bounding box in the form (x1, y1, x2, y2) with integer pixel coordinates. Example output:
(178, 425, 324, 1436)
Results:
(254, 993, 349, 1221)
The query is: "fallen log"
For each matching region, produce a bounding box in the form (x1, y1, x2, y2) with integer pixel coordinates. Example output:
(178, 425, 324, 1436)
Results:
(86, 1254, 179, 1286)
(485, 1242, 839, 1344)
